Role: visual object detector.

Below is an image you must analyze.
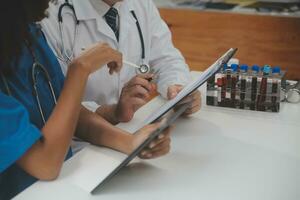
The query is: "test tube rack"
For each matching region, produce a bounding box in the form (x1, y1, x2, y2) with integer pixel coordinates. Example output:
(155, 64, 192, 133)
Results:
(206, 64, 286, 112)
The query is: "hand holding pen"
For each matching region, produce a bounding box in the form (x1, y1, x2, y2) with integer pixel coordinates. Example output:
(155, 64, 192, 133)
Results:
(114, 73, 157, 123)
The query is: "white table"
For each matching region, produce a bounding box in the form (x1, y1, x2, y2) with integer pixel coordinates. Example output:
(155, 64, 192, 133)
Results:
(15, 71, 300, 200)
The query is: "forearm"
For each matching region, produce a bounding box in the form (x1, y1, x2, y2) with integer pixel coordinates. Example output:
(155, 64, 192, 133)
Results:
(17, 42, 123, 180)
(18, 65, 89, 179)
(76, 107, 133, 154)
(95, 104, 119, 125)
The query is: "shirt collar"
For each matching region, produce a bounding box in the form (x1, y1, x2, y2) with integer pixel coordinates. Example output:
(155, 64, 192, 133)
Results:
(72, 0, 99, 20)
(89, 0, 121, 17)
(72, 0, 123, 21)
(90, 0, 110, 17)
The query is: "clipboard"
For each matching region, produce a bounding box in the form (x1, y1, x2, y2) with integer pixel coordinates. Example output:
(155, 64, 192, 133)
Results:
(91, 103, 191, 193)
(91, 48, 238, 193)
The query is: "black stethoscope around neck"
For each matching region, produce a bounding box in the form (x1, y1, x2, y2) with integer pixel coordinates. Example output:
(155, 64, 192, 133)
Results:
(57, 0, 151, 74)
(0, 42, 57, 125)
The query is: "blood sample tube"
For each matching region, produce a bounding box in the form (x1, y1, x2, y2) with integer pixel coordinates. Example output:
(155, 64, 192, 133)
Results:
(239, 65, 248, 109)
(250, 65, 259, 110)
(224, 64, 232, 107)
(217, 76, 223, 105)
(207, 74, 216, 105)
(230, 64, 238, 108)
(271, 66, 281, 112)
(218, 63, 227, 106)
(257, 65, 271, 111)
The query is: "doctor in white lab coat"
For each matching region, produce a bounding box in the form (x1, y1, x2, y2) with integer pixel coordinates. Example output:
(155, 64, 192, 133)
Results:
(41, 0, 201, 124)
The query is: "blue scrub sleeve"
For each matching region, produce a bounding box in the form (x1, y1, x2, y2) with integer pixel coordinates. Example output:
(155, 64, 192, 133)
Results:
(0, 93, 42, 172)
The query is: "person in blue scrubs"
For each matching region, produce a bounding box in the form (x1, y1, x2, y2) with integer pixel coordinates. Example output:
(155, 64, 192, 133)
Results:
(0, 1, 173, 199)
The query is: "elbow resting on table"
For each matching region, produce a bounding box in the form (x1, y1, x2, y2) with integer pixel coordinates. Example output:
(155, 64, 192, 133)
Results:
(27, 164, 61, 181)
(34, 167, 60, 181)
(17, 151, 64, 181)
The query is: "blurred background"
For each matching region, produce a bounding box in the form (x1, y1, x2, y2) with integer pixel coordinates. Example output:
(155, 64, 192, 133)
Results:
(154, 0, 300, 80)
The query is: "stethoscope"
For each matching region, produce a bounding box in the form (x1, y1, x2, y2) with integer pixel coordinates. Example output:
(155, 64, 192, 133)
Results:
(0, 42, 57, 125)
(281, 80, 300, 104)
(57, 0, 151, 74)
(57, 0, 79, 64)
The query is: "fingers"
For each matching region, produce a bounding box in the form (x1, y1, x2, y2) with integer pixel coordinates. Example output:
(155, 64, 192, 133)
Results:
(168, 85, 183, 100)
(131, 97, 147, 111)
(139, 142, 170, 159)
(126, 74, 155, 92)
(132, 122, 163, 152)
(139, 137, 171, 159)
(148, 139, 171, 158)
(107, 62, 120, 75)
(124, 85, 151, 100)
(141, 122, 163, 135)
(183, 104, 201, 116)
(138, 126, 173, 159)
(107, 51, 122, 74)
(121, 74, 156, 101)
(90, 43, 122, 74)
(148, 126, 172, 149)
(176, 95, 194, 106)
(116, 74, 156, 122)
(76, 42, 123, 75)
(174, 90, 202, 116)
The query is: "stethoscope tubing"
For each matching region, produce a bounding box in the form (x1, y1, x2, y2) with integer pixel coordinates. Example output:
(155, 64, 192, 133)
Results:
(0, 47, 57, 125)
(57, 0, 150, 73)
(32, 62, 57, 124)
(58, 0, 79, 64)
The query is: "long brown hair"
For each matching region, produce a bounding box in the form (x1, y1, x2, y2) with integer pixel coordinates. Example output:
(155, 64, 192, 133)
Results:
(0, 0, 50, 74)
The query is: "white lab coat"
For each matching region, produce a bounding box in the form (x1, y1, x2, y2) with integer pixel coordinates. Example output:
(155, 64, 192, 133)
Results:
(41, 0, 191, 111)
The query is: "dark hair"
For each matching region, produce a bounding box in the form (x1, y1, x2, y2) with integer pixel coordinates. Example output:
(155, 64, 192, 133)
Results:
(0, 0, 50, 74)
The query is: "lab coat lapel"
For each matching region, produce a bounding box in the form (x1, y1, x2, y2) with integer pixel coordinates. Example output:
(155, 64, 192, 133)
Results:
(118, 2, 137, 52)
(72, 0, 117, 44)
(96, 18, 118, 44)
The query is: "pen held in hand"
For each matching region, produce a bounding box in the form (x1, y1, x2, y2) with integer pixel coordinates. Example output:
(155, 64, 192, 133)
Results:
(123, 60, 158, 83)
(123, 60, 140, 69)
(123, 60, 151, 74)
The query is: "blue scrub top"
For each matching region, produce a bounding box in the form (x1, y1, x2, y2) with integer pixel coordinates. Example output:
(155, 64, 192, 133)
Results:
(0, 24, 72, 200)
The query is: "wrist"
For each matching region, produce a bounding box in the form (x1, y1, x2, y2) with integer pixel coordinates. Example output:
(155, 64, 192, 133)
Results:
(69, 59, 90, 78)
(95, 104, 120, 125)
(119, 133, 135, 155)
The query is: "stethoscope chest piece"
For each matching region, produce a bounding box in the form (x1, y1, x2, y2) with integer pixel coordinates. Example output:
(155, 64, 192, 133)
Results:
(137, 64, 151, 74)
(286, 88, 300, 103)
(281, 80, 300, 104)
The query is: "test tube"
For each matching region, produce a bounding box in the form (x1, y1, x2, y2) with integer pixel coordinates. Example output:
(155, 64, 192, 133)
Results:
(220, 63, 228, 106)
(250, 65, 259, 110)
(271, 66, 281, 112)
(217, 76, 223, 105)
(239, 65, 248, 109)
(230, 64, 238, 108)
(224, 64, 232, 107)
(257, 65, 271, 111)
(206, 67, 216, 105)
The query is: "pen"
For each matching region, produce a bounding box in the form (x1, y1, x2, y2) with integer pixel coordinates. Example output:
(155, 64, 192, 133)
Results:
(123, 60, 157, 82)
(123, 60, 140, 69)
(123, 60, 151, 74)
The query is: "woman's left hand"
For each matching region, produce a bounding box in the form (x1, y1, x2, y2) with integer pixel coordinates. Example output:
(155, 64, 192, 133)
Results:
(130, 122, 173, 159)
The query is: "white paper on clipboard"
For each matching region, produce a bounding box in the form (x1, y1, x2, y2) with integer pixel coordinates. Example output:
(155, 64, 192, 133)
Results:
(117, 48, 237, 134)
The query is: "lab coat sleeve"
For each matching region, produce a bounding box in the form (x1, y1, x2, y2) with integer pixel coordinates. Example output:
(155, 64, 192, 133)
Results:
(148, 0, 192, 99)
(40, 1, 69, 75)
(0, 93, 42, 172)
(81, 101, 101, 113)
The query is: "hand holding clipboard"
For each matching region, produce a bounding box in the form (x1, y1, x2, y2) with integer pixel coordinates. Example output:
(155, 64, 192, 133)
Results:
(91, 48, 238, 193)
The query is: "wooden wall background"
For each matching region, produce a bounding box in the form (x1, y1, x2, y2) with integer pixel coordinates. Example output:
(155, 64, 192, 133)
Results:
(159, 9, 300, 80)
